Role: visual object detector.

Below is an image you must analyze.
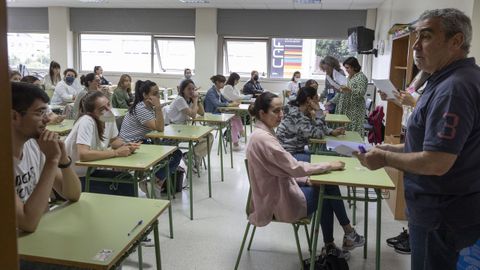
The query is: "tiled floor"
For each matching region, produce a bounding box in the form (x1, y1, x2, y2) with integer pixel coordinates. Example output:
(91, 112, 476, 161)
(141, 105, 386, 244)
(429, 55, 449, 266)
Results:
(123, 133, 410, 270)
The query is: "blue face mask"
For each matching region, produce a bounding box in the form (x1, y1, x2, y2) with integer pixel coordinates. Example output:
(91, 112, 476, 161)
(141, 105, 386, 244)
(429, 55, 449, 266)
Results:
(65, 76, 75, 85)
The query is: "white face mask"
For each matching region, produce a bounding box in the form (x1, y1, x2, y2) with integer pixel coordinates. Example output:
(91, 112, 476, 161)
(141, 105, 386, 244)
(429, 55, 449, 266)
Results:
(294, 77, 300, 82)
(99, 110, 115, 122)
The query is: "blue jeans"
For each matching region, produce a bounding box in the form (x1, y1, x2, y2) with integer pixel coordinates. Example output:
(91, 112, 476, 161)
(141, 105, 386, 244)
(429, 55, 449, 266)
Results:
(141, 139, 182, 182)
(409, 222, 480, 270)
(292, 151, 351, 243)
(300, 184, 319, 216)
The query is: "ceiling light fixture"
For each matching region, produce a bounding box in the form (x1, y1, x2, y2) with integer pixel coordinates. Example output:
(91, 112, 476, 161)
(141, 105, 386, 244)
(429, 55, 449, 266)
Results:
(78, 0, 108, 3)
(294, 0, 321, 4)
(179, 0, 210, 3)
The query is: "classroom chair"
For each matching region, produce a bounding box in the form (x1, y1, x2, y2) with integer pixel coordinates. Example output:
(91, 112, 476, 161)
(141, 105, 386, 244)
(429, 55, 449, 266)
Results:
(234, 160, 314, 270)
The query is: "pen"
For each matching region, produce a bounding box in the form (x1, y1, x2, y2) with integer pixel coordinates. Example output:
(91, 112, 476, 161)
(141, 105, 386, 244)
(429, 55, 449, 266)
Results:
(127, 220, 143, 236)
(358, 145, 367, 154)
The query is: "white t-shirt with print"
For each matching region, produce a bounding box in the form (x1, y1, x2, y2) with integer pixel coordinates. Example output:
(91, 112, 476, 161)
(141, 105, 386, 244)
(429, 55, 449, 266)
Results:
(167, 95, 192, 124)
(64, 115, 119, 177)
(14, 139, 45, 203)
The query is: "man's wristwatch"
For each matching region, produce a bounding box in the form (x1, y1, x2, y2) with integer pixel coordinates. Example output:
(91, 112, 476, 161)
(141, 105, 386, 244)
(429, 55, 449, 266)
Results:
(58, 156, 72, 169)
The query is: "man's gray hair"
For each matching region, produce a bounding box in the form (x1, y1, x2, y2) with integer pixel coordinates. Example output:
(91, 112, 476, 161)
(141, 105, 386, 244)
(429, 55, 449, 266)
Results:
(417, 8, 472, 53)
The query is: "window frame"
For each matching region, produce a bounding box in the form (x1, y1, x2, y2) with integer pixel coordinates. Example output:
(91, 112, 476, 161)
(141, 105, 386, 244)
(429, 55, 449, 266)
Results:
(77, 33, 196, 76)
(153, 36, 196, 75)
(7, 32, 51, 73)
(222, 37, 270, 78)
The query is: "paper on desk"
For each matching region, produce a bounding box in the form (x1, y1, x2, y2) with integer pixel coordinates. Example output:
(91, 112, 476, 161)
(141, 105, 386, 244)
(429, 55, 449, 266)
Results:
(326, 140, 371, 157)
(372, 79, 399, 100)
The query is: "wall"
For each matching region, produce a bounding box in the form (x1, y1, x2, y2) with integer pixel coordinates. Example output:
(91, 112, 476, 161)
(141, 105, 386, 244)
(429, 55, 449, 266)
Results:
(471, 0, 480, 60)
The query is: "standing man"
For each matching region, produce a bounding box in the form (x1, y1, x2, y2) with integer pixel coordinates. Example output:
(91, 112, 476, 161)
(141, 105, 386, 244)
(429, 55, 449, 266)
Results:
(242, 70, 264, 96)
(355, 8, 480, 270)
(13, 82, 81, 234)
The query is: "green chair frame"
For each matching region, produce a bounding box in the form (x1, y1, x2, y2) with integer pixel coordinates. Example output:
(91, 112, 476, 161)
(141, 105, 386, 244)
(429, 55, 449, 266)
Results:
(234, 160, 315, 270)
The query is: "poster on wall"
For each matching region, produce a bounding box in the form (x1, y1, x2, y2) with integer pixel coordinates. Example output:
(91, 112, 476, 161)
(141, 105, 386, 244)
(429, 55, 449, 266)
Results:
(270, 38, 303, 79)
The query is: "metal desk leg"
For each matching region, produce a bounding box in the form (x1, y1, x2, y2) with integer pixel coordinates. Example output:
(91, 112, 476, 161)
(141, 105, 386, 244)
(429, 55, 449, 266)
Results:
(219, 126, 224, 182)
(153, 221, 162, 270)
(243, 113, 247, 144)
(309, 185, 325, 270)
(353, 187, 357, 225)
(207, 135, 212, 198)
(364, 188, 369, 259)
(228, 122, 233, 169)
(188, 141, 194, 220)
(166, 164, 173, 239)
(138, 244, 143, 270)
(375, 189, 382, 270)
(85, 167, 94, 192)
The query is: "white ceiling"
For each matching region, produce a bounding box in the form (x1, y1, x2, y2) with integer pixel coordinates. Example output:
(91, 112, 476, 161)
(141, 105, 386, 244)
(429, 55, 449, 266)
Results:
(7, 0, 385, 10)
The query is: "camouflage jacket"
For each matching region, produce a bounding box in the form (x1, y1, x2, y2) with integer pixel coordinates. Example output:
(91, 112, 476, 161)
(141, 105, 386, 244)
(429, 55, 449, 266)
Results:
(276, 104, 332, 154)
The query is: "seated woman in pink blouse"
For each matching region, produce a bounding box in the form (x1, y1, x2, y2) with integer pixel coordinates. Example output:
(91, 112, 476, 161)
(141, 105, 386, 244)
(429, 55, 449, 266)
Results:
(246, 92, 349, 256)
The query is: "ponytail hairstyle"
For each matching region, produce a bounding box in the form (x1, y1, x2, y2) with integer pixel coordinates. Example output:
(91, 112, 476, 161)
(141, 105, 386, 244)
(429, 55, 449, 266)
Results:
(289, 86, 318, 107)
(248, 92, 278, 119)
(129, 80, 158, 115)
(226, 72, 240, 87)
(82, 73, 97, 88)
(78, 91, 107, 141)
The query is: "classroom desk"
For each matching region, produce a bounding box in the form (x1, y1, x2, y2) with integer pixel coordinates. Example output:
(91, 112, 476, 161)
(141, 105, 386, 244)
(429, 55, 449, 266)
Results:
(240, 98, 256, 104)
(18, 193, 169, 270)
(309, 131, 364, 154)
(146, 124, 214, 220)
(48, 104, 66, 113)
(46, 119, 75, 135)
(76, 144, 177, 238)
(309, 155, 395, 270)
(193, 113, 235, 181)
(218, 104, 251, 143)
(324, 114, 351, 126)
(112, 108, 128, 118)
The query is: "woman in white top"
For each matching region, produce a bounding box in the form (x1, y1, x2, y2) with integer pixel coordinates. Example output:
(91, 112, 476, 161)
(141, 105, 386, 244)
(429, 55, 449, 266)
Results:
(51, 68, 83, 105)
(43, 61, 61, 93)
(287, 71, 301, 98)
(166, 79, 213, 168)
(64, 91, 140, 195)
(222, 72, 252, 102)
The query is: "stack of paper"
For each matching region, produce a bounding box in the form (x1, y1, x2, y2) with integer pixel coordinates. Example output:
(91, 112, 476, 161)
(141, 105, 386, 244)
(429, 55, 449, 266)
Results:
(326, 140, 372, 157)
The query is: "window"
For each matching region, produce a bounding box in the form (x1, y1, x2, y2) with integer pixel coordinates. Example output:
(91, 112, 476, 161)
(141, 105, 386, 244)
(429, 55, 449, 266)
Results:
(7, 33, 50, 70)
(270, 38, 353, 79)
(223, 39, 267, 77)
(153, 38, 195, 74)
(80, 34, 152, 73)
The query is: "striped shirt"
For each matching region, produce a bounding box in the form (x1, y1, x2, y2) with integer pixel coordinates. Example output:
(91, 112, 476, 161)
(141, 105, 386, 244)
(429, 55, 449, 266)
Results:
(119, 101, 156, 142)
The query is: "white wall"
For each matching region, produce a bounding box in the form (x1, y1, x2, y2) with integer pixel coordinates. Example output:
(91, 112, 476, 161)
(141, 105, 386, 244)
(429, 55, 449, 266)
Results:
(471, 0, 480, 60)
(48, 7, 73, 69)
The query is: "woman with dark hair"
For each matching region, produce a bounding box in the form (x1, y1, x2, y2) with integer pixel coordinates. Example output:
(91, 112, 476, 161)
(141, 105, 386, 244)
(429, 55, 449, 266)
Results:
(222, 72, 252, 102)
(286, 71, 301, 98)
(71, 73, 101, 119)
(246, 92, 348, 259)
(320, 56, 345, 114)
(10, 70, 22, 82)
(166, 79, 213, 168)
(204, 74, 243, 150)
(119, 80, 182, 193)
(112, 74, 133, 108)
(94, 65, 110, 85)
(65, 91, 140, 195)
(51, 68, 83, 105)
(304, 79, 319, 90)
(44, 61, 61, 92)
(328, 56, 368, 135)
(276, 87, 364, 256)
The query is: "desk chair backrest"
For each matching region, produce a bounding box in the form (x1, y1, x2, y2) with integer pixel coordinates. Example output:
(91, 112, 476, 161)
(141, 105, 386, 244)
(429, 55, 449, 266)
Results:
(244, 159, 253, 216)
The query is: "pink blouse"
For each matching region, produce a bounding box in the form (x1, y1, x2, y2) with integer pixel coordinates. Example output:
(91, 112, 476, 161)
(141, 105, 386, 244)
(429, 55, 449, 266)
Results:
(245, 121, 330, 226)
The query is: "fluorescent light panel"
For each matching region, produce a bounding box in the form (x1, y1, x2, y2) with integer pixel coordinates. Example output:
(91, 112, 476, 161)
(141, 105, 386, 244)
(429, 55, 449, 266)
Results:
(294, 0, 321, 4)
(179, 0, 210, 3)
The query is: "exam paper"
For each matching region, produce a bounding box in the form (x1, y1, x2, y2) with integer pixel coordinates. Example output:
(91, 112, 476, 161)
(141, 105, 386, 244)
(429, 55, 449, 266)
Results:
(333, 69, 348, 86)
(372, 79, 399, 100)
(326, 75, 341, 89)
(326, 140, 371, 157)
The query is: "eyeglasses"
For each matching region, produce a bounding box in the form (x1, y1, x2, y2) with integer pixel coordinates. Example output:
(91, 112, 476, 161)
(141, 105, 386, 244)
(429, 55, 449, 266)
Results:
(20, 109, 49, 118)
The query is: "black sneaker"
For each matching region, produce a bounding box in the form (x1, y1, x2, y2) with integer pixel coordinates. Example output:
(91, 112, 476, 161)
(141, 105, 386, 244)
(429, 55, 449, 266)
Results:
(394, 237, 411, 254)
(386, 227, 409, 247)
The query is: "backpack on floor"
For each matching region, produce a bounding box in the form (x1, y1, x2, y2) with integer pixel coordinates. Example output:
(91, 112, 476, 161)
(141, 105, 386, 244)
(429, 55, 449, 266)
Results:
(303, 254, 349, 270)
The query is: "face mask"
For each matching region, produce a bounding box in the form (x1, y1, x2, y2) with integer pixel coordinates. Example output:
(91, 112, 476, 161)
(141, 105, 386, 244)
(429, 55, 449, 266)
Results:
(99, 110, 115, 122)
(294, 77, 300, 82)
(65, 76, 75, 85)
(253, 75, 259, 81)
(185, 74, 192, 79)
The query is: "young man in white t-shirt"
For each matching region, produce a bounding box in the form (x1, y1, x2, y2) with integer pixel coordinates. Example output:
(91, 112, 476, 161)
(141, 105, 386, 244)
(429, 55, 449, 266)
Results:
(12, 82, 81, 234)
